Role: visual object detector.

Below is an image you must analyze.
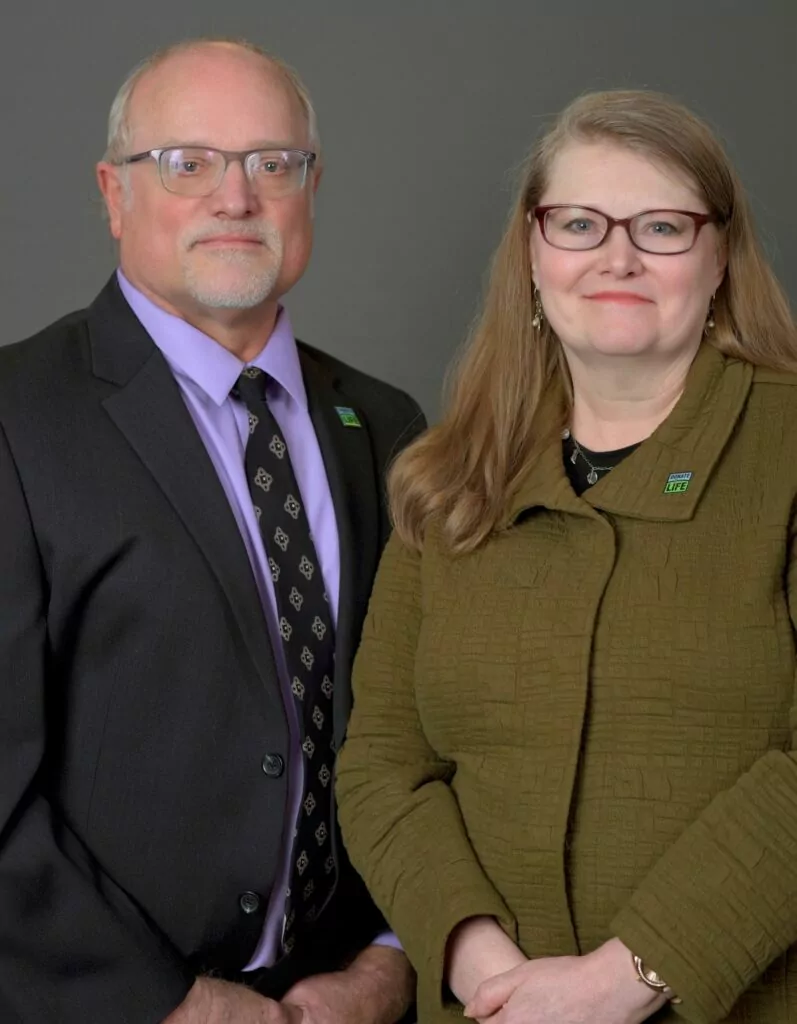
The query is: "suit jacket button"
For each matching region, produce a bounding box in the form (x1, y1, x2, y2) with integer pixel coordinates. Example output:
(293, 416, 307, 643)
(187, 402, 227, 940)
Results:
(239, 891, 261, 915)
(262, 753, 285, 777)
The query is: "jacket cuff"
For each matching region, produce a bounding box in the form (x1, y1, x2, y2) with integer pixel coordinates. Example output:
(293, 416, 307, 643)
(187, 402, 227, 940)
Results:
(612, 753, 797, 1023)
(613, 901, 728, 1023)
(413, 889, 517, 1018)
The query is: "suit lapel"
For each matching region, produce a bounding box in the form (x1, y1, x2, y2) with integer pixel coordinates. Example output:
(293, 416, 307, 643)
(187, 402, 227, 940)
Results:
(299, 350, 380, 747)
(88, 278, 284, 722)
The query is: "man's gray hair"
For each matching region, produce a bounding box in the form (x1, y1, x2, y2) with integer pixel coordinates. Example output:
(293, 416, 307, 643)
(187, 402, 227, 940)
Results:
(103, 37, 321, 164)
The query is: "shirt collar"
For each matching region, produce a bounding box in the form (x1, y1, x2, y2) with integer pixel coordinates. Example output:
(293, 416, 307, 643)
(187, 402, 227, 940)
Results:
(117, 270, 307, 409)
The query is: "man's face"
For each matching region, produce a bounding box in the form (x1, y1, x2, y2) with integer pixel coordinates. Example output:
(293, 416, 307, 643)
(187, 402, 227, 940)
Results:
(98, 45, 318, 321)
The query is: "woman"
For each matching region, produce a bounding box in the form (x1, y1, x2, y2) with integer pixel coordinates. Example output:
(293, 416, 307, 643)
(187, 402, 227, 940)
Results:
(335, 89, 797, 1024)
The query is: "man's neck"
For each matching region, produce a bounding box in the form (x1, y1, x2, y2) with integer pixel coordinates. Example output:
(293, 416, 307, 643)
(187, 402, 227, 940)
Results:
(179, 303, 279, 364)
(124, 274, 279, 363)
(567, 345, 698, 452)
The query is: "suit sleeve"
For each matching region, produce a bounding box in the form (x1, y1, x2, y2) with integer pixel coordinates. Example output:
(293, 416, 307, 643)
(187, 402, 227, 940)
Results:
(0, 422, 193, 1024)
(335, 533, 517, 1017)
(611, 512, 797, 1023)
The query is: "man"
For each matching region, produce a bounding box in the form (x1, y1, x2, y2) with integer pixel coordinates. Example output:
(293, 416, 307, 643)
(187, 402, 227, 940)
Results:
(0, 38, 423, 1024)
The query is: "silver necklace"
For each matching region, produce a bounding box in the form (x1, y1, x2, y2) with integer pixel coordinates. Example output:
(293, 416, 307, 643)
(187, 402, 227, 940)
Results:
(561, 427, 614, 486)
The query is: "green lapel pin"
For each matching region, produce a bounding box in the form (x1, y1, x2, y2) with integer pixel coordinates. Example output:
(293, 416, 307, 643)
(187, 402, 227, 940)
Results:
(663, 471, 692, 494)
(334, 406, 362, 428)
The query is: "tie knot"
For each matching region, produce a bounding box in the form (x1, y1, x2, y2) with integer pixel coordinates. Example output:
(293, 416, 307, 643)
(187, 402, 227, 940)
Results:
(234, 367, 268, 405)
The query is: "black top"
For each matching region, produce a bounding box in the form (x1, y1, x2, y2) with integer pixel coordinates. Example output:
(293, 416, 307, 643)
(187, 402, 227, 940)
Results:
(563, 433, 641, 496)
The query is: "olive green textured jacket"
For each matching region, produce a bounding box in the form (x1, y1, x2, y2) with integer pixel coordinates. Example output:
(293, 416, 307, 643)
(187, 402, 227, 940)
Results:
(336, 344, 797, 1023)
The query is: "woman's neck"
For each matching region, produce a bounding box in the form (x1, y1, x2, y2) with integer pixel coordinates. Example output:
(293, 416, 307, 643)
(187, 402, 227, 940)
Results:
(567, 347, 696, 452)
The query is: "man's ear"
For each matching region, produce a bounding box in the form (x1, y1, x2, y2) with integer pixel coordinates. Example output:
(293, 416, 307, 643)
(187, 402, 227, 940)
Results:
(96, 162, 128, 239)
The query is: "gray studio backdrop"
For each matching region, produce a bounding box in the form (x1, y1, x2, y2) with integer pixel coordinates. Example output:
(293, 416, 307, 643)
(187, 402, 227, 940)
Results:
(2, 1, 795, 416)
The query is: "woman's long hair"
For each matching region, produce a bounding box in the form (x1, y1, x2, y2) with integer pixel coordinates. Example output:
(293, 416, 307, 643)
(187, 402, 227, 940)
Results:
(390, 89, 796, 554)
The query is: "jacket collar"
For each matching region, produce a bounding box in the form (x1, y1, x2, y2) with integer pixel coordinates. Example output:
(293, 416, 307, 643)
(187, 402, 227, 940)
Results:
(296, 347, 380, 746)
(504, 343, 754, 526)
(88, 276, 380, 744)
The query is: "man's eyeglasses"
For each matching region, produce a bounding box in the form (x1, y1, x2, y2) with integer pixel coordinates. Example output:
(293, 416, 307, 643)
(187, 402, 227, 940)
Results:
(116, 147, 317, 198)
(531, 204, 723, 255)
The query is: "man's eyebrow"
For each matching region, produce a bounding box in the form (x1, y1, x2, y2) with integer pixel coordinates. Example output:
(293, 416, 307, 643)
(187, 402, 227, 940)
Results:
(154, 141, 304, 151)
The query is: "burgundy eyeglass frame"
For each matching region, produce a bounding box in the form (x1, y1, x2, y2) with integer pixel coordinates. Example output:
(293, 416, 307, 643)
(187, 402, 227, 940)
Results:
(531, 204, 724, 253)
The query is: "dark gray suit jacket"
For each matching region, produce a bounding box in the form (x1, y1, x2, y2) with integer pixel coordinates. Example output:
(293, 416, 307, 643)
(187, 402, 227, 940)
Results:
(0, 277, 425, 1023)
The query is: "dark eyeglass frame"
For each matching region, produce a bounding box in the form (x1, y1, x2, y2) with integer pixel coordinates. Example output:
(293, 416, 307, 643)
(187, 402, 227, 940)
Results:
(116, 146, 318, 196)
(531, 204, 724, 255)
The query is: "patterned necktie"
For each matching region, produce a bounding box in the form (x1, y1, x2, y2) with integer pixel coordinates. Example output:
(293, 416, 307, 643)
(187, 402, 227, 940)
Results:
(234, 367, 338, 956)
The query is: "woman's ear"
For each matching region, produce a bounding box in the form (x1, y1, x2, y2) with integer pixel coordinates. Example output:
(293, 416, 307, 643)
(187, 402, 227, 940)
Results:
(713, 237, 728, 292)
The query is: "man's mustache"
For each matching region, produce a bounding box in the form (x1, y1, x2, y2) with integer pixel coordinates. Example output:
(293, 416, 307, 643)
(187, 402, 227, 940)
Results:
(184, 223, 281, 248)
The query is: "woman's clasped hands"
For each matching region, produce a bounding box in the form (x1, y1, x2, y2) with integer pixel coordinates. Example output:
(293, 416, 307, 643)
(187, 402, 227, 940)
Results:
(464, 939, 666, 1024)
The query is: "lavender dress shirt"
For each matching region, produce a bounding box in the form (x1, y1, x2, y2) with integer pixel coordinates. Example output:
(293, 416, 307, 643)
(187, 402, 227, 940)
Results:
(117, 271, 397, 970)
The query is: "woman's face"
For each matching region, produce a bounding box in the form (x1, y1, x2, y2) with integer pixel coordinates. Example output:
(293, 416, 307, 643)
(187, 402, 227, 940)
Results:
(529, 141, 727, 367)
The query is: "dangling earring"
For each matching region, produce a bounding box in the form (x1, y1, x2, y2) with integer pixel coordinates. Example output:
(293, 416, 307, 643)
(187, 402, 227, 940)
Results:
(532, 288, 544, 330)
(704, 293, 716, 336)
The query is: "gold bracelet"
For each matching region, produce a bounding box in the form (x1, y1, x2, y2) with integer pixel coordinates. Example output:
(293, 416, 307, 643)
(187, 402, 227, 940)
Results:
(632, 953, 682, 1005)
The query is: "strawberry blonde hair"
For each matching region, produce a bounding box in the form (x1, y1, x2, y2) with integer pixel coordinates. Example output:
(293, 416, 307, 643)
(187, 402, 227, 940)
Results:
(389, 89, 796, 554)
